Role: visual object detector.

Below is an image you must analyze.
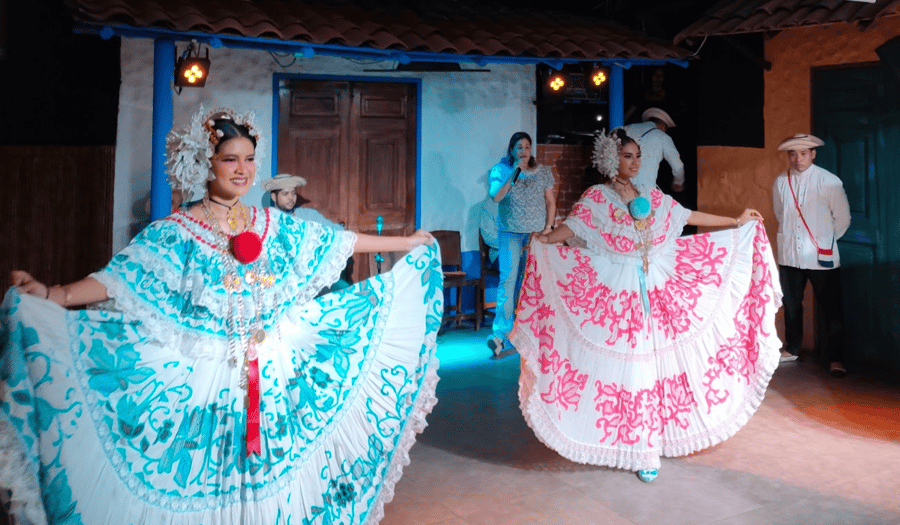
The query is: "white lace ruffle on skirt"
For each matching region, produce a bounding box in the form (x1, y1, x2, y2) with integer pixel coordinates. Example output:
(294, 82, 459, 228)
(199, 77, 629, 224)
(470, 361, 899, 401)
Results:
(0, 244, 442, 525)
(511, 222, 782, 471)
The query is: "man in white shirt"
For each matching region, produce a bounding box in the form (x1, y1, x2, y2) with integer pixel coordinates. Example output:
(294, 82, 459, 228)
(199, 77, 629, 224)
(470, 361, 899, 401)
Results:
(263, 173, 342, 230)
(772, 133, 851, 377)
(263, 173, 350, 292)
(623, 107, 685, 191)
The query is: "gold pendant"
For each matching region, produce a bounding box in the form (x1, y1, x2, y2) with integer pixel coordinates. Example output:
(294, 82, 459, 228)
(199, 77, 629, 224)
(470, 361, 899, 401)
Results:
(252, 328, 266, 344)
(245, 270, 258, 285)
(224, 273, 242, 291)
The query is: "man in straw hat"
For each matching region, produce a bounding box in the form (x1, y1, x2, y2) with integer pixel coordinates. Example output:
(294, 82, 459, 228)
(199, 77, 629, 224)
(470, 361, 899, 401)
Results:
(623, 107, 685, 192)
(263, 173, 351, 291)
(263, 173, 342, 230)
(772, 133, 851, 377)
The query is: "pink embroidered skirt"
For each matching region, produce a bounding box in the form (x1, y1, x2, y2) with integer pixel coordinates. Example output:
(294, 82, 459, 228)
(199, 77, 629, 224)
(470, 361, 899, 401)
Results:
(510, 222, 782, 471)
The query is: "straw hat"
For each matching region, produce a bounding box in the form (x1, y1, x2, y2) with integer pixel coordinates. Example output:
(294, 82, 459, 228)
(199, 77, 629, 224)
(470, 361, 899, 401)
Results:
(777, 133, 825, 151)
(642, 107, 675, 128)
(263, 173, 307, 192)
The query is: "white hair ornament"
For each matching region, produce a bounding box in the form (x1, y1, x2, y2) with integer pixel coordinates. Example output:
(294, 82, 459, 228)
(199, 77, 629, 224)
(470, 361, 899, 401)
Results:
(591, 129, 621, 179)
(165, 106, 265, 199)
(592, 128, 642, 179)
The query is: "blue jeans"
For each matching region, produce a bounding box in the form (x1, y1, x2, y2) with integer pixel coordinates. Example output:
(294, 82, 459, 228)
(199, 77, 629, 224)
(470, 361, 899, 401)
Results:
(492, 230, 530, 344)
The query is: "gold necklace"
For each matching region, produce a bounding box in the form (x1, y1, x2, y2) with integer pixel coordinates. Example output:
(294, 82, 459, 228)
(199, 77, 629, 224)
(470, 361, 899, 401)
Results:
(206, 196, 247, 233)
(200, 201, 273, 368)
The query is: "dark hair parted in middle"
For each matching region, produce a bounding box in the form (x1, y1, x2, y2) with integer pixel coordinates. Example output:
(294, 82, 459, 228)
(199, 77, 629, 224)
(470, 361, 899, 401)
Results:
(503, 131, 537, 169)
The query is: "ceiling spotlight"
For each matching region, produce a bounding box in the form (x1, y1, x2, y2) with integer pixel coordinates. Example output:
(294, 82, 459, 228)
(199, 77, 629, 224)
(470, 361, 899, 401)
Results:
(546, 69, 569, 95)
(175, 43, 210, 88)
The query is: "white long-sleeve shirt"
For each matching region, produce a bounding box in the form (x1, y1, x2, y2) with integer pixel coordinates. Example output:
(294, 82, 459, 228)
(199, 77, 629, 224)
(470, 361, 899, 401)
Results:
(624, 121, 685, 189)
(772, 164, 851, 269)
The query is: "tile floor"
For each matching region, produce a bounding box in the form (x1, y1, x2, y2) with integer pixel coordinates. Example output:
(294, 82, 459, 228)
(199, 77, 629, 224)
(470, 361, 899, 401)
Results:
(382, 327, 900, 525)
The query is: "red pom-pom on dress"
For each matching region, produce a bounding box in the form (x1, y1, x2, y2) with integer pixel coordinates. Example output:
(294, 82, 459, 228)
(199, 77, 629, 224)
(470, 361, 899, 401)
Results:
(230, 231, 263, 264)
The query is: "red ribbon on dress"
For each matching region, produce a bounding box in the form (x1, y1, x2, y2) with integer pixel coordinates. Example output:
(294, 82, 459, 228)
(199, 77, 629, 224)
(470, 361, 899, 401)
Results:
(246, 358, 261, 456)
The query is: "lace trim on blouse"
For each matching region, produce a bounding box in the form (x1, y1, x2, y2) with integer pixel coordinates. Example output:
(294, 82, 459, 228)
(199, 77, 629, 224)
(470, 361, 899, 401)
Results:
(90, 208, 357, 360)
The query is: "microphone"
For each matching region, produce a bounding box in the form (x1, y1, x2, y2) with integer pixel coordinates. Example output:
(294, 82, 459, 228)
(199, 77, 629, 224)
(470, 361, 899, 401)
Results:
(511, 167, 522, 185)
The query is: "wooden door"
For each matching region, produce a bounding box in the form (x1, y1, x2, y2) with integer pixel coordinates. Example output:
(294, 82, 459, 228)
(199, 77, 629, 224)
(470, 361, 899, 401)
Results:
(278, 80, 417, 281)
(813, 64, 900, 372)
(0, 146, 114, 290)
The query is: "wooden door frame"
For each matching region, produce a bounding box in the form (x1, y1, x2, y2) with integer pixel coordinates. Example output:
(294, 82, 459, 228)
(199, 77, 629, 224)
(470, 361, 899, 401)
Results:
(271, 73, 423, 229)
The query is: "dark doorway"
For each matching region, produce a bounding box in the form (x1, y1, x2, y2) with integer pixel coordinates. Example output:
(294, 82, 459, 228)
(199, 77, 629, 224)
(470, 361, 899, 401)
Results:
(813, 63, 900, 373)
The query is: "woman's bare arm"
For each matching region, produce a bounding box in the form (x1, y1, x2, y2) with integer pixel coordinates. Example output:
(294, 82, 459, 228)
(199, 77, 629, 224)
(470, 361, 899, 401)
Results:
(535, 224, 574, 245)
(11, 271, 109, 307)
(687, 208, 763, 228)
(353, 230, 435, 254)
(542, 187, 557, 234)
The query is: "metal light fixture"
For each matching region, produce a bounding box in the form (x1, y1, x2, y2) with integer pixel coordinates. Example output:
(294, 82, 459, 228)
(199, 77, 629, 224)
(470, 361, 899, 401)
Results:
(589, 66, 609, 88)
(175, 43, 210, 88)
(546, 69, 568, 94)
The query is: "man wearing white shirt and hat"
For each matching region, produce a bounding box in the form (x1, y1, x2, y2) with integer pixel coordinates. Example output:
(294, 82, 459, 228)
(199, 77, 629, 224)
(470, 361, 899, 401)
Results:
(263, 173, 342, 230)
(623, 107, 685, 192)
(772, 133, 851, 377)
(264, 173, 350, 292)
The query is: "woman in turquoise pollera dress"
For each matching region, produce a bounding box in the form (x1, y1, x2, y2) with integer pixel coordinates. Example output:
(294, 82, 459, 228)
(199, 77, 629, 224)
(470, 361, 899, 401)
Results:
(0, 106, 442, 524)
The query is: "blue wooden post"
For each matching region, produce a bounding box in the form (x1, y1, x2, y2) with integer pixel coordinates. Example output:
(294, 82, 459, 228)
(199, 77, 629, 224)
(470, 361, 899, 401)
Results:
(150, 39, 175, 221)
(609, 63, 624, 129)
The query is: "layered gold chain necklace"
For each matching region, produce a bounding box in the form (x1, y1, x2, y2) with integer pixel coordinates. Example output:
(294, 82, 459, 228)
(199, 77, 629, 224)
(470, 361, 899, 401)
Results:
(201, 198, 273, 456)
(206, 196, 246, 233)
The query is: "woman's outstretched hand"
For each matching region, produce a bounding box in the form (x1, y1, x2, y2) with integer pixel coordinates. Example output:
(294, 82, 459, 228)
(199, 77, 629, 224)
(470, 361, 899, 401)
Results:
(406, 229, 435, 250)
(736, 209, 764, 227)
(10, 271, 48, 298)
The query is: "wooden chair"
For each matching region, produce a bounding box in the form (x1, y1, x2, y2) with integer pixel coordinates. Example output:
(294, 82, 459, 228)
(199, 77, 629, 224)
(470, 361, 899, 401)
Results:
(478, 231, 499, 329)
(432, 230, 481, 332)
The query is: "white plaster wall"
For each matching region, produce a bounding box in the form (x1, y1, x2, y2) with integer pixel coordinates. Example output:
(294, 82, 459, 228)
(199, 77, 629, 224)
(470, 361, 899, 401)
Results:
(115, 38, 536, 253)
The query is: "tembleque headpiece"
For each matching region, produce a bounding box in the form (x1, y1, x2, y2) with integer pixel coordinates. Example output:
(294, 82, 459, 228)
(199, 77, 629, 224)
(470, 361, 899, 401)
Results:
(165, 106, 264, 199)
(592, 128, 640, 179)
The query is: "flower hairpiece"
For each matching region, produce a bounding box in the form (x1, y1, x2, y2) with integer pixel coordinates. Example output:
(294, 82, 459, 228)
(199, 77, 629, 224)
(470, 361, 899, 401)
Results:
(592, 128, 640, 179)
(165, 105, 265, 199)
(592, 129, 621, 179)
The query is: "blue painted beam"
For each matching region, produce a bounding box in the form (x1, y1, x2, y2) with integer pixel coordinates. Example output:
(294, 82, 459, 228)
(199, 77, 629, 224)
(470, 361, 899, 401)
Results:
(151, 39, 174, 221)
(76, 22, 689, 68)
